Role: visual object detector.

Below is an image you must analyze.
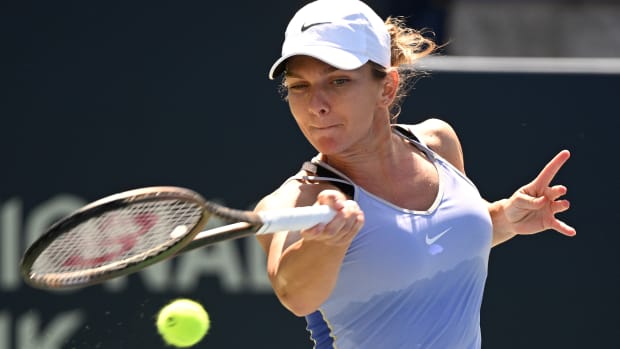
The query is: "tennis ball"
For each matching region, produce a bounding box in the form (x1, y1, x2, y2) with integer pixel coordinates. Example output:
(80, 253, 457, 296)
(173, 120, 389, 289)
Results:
(156, 298, 210, 347)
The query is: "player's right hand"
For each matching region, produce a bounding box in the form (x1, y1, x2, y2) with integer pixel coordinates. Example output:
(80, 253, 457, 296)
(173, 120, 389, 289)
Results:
(300, 189, 364, 246)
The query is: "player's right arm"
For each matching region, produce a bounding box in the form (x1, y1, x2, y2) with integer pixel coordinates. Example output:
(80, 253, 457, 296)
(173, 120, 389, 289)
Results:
(255, 177, 364, 316)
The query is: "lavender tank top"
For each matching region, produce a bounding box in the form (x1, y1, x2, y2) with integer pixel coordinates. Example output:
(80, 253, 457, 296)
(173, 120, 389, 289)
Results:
(303, 126, 493, 349)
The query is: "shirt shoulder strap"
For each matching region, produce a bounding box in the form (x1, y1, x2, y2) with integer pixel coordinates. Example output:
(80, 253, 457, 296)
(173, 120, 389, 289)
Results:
(391, 124, 421, 143)
(300, 161, 355, 198)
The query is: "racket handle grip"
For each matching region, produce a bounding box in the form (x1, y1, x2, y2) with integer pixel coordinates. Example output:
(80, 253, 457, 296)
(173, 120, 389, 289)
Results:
(256, 205, 336, 234)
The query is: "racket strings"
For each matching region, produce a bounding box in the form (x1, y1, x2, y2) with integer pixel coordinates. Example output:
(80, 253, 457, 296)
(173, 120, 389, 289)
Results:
(31, 199, 204, 278)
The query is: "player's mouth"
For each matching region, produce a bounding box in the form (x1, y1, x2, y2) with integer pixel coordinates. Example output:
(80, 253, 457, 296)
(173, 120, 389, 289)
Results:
(312, 124, 342, 131)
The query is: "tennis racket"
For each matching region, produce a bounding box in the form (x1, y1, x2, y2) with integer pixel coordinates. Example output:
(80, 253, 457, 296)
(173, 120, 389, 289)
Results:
(20, 186, 335, 290)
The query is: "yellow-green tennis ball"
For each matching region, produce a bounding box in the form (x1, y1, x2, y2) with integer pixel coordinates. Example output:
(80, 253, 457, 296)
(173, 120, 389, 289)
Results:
(156, 298, 210, 348)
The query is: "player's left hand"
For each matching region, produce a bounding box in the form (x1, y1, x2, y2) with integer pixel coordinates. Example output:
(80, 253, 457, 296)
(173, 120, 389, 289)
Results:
(502, 150, 576, 237)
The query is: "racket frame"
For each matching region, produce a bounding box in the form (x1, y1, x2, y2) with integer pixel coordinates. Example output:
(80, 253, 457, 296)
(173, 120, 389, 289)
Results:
(20, 187, 212, 290)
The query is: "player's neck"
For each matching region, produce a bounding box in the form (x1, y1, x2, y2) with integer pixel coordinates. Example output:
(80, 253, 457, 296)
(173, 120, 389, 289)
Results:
(321, 127, 410, 185)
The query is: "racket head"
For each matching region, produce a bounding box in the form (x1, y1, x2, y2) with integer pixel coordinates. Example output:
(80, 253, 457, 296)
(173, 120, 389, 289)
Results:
(21, 186, 211, 290)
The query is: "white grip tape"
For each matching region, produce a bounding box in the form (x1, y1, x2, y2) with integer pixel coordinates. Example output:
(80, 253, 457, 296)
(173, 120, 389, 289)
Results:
(255, 205, 336, 234)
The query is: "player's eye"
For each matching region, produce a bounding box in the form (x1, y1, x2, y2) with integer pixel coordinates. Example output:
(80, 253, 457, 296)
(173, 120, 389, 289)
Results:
(332, 78, 350, 86)
(288, 84, 308, 91)
(285, 81, 309, 92)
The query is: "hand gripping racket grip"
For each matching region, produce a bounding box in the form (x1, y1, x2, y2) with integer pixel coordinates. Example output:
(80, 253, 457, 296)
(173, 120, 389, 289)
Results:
(255, 205, 336, 234)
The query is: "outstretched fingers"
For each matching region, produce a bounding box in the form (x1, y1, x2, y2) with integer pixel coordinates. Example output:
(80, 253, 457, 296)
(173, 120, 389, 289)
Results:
(550, 217, 577, 237)
(546, 185, 568, 201)
(532, 150, 571, 189)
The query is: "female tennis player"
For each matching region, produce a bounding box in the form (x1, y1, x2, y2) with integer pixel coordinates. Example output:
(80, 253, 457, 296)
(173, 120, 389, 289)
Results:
(255, 0, 576, 348)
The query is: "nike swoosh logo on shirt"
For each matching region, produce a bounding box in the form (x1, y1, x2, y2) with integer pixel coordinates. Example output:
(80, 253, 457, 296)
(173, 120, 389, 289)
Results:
(425, 228, 452, 245)
(301, 22, 332, 32)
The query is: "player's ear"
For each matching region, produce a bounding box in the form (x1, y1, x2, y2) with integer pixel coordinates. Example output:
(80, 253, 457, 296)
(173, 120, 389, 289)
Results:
(380, 69, 399, 106)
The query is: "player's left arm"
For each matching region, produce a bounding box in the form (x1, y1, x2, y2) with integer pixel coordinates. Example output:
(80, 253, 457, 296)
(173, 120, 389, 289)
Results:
(411, 119, 575, 247)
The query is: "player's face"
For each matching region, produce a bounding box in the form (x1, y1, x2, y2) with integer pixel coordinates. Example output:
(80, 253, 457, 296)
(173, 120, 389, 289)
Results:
(284, 56, 388, 156)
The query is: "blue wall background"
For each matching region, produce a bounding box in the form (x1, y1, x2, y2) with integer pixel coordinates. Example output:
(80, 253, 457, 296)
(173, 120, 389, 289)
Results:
(2, 1, 618, 348)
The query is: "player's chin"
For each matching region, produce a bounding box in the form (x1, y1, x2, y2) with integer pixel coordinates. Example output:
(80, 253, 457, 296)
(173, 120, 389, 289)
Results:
(310, 137, 347, 155)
